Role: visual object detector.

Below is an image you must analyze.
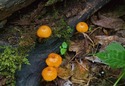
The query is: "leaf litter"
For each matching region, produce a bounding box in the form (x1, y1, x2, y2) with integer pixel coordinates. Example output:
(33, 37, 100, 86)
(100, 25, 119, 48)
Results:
(91, 15, 125, 31)
(57, 1, 125, 85)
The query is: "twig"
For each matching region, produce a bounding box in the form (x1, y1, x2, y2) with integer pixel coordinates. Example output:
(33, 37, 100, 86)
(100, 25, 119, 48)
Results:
(82, 33, 94, 47)
(75, 59, 89, 71)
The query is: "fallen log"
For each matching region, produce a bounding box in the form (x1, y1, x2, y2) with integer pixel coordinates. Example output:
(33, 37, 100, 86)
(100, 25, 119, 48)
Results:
(15, 0, 111, 86)
(0, 0, 37, 21)
(68, 0, 111, 27)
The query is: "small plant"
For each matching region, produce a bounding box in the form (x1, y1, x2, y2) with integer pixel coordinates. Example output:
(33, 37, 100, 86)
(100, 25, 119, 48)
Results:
(96, 42, 125, 86)
(60, 41, 68, 55)
(0, 45, 30, 86)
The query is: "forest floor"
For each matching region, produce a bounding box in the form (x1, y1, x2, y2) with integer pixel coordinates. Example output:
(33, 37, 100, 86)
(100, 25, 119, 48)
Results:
(0, 0, 125, 86)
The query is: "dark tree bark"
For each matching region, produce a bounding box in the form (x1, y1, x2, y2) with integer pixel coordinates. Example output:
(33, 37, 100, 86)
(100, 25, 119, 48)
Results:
(68, 0, 111, 27)
(0, 0, 36, 21)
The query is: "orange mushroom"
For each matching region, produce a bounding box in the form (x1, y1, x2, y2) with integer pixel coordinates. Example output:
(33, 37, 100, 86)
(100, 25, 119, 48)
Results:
(76, 22, 88, 33)
(46, 53, 62, 68)
(76, 22, 94, 45)
(37, 25, 52, 38)
(42, 66, 57, 81)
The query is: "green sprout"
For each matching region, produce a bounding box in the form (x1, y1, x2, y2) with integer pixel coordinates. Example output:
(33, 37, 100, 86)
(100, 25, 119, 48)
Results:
(60, 42, 68, 55)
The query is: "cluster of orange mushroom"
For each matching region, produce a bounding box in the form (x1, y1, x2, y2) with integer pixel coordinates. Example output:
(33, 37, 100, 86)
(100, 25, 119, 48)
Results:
(42, 53, 62, 81)
(36, 22, 89, 81)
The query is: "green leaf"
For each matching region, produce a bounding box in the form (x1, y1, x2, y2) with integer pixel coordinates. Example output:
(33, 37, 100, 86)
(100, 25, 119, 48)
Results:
(96, 51, 106, 59)
(99, 51, 125, 69)
(62, 42, 68, 49)
(96, 42, 125, 70)
(60, 48, 67, 55)
(106, 42, 125, 52)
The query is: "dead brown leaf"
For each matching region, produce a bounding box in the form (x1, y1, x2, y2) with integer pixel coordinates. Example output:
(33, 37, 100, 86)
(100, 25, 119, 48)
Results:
(68, 38, 90, 56)
(95, 35, 125, 51)
(0, 77, 6, 86)
(94, 35, 117, 51)
(71, 60, 89, 84)
(69, 40, 84, 53)
(91, 15, 125, 31)
(57, 64, 73, 80)
(57, 60, 89, 84)
(95, 35, 118, 45)
(116, 29, 125, 38)
(101, 4, 125, 18)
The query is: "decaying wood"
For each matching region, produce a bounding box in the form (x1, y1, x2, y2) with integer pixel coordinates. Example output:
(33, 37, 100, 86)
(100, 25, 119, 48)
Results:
(0, 0, 37, 21)
(68, 0, 111, 27)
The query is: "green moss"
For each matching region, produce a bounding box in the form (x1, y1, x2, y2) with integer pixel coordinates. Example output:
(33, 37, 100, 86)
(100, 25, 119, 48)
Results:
(0, 45, 30, 86)
(45, 0, 63, 6)
(53, 18, 73, 41)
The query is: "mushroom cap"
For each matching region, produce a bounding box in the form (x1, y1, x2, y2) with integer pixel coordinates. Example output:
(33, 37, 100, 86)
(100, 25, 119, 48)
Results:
(37, 25, 52, 38)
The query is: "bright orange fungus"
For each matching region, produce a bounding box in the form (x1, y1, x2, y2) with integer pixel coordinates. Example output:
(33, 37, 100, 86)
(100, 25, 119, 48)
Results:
(46, 53, 62, 67)
(42, 66, 57, 81)
(37, 25, 52, 38)
(76, 22, 89, 33)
